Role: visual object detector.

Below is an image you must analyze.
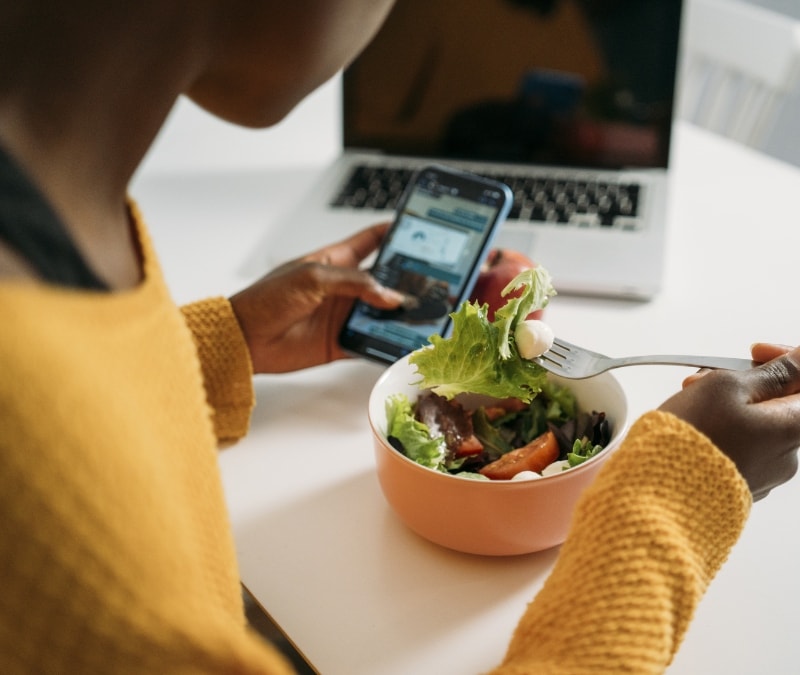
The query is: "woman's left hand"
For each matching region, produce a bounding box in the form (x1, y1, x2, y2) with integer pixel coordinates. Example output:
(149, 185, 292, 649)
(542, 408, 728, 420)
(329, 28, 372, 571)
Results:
(229, 223, 404, 374)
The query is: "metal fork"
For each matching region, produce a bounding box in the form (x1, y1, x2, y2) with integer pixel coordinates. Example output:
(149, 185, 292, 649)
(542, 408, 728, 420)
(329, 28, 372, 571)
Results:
(535, 337, 755, 379)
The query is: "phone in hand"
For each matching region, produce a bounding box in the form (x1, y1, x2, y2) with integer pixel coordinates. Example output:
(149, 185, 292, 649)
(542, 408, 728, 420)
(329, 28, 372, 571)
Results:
(338, 165, 513, 365)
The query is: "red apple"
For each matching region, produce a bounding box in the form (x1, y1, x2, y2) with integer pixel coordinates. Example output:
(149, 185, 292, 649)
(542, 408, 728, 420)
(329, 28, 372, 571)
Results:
(470, 248, 544, 322)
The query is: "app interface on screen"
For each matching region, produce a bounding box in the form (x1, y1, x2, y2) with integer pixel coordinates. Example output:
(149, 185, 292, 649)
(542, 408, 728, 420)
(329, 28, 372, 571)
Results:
(346, 176, 504, 355)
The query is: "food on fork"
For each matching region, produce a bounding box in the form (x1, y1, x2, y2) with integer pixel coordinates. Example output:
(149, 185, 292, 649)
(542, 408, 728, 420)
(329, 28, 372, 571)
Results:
(515, 319, 555, 359)
(470, 248, 543, 322)
(409, 266, 557, 402)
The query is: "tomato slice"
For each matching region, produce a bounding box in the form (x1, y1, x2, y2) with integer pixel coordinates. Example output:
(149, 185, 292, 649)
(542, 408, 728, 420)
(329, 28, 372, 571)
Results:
(454, 434, 484, 457)
(478, 430, 559, 480)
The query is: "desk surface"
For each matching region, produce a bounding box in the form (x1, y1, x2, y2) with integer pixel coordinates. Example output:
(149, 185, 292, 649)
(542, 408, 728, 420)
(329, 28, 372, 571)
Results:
(133, 122, 800, 675)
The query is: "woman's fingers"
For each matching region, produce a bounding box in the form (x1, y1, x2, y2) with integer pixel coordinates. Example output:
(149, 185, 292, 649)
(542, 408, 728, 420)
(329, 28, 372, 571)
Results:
(751, 342, 793, 364)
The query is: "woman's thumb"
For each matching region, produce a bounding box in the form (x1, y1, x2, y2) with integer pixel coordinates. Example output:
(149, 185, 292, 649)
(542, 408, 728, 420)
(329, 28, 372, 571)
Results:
(751, 346, 800, 401)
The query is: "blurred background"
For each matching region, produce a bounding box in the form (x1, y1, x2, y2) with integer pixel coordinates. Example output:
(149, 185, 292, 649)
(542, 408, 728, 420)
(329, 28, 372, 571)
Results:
(135, 0, 800, 178)
(746, 0, 800, 166)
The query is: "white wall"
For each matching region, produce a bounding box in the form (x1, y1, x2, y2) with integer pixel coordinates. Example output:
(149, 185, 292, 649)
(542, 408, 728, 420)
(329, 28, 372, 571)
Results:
(135, 74, 342, 178)
(743, 0, 800, 166)
(746, 0, 800, 19)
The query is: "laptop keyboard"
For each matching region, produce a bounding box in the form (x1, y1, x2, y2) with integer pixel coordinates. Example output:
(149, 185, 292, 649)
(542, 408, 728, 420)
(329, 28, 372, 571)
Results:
(330, 164, 642, 230)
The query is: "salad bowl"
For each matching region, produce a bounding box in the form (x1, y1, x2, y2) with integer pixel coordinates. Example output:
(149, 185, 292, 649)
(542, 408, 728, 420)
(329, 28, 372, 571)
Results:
(368, 353, 630, 556)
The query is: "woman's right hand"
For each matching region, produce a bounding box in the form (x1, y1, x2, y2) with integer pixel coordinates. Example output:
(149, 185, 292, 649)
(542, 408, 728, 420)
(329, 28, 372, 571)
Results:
(658, 343, 800, 501)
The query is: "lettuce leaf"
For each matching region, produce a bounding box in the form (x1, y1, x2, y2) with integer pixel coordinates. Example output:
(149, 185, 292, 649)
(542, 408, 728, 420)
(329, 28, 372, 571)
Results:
(385, 394, 446, 469)
(408, 266, 556, 402)
(494, 267, 556, 359)
(540, 379, 577, 424)
(567, 437, 604, 467)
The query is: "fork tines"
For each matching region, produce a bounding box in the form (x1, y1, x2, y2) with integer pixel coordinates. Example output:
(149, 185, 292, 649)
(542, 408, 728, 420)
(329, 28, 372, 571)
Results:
(536, 338, 572, 371)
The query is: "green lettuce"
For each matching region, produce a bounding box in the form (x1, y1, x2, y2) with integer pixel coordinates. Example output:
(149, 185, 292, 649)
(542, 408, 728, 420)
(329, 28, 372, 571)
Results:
(540, 379, 577, 424)
(408, 266, 556, 402)
(385, 394, 446, 470)
(567, 437, 604, 467)
(494, 267, 556, 359)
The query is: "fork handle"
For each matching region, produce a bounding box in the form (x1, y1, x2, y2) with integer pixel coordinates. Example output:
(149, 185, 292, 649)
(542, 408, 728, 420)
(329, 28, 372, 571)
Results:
(610, 355, 755, 371)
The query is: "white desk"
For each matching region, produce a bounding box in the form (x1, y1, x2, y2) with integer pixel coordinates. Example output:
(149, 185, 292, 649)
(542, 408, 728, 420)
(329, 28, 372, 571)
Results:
(133, 122, 800, 675)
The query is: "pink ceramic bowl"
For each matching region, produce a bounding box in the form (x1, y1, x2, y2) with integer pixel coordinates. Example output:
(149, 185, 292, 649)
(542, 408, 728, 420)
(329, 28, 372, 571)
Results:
(368, 354, 629, 556)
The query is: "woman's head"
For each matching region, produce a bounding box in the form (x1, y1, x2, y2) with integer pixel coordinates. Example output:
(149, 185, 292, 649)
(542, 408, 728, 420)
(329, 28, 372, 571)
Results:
(188, 0, 396, 127)
(0, 0, 395, 130)
(0, 0, 396, 201)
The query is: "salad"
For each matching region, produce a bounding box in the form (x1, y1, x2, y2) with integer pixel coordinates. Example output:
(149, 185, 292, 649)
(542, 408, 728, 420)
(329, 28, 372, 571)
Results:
(385, 267, 611, 481)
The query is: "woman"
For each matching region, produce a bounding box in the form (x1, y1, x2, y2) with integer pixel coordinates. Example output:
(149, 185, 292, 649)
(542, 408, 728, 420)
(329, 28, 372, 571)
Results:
(1, 2, 799, 673)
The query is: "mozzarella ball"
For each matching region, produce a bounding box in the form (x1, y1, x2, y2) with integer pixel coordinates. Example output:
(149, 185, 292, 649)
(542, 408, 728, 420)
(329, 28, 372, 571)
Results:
(514, 319, 555, 359)
(510, 470, 542, 481)
(541, 460, 571, 476)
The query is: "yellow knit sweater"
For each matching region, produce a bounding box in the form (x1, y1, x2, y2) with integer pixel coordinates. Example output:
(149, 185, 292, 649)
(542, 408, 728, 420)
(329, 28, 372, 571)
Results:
(0, 206, 751, 674)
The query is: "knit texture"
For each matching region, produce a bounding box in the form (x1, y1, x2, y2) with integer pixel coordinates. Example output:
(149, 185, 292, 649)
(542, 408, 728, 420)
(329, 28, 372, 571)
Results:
(181, 298, 254, 443)
(0, 204, 292, 674)
(490, 410, 751, 674)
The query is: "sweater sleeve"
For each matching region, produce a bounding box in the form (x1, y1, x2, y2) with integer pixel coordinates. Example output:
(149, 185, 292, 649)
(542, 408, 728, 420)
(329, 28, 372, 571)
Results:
(490, 410, 752, 675)
(181, 297, 255, 444)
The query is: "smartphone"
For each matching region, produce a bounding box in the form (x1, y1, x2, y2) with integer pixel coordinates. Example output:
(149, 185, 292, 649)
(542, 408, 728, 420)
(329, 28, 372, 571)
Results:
(338, 165, 513, 365)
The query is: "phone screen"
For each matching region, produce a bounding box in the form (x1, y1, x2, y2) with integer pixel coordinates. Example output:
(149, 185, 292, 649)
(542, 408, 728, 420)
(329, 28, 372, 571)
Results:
(339, 166, 511, 365)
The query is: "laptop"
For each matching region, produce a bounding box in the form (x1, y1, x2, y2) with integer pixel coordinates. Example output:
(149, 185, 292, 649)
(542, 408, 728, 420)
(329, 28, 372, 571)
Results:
(253, 0, 684, 300)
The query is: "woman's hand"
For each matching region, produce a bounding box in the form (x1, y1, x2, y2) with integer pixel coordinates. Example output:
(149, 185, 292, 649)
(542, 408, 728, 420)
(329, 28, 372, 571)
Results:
(229, 223, 404, 374)
(659, 343, 800, 500)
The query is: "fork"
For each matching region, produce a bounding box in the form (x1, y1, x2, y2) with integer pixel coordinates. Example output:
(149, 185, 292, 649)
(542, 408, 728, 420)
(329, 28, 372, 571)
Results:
(535, 337, 755, 379)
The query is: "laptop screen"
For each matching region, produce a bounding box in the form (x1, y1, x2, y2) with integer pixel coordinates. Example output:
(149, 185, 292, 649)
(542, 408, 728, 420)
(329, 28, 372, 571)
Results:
(343, 0, 683, 170)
